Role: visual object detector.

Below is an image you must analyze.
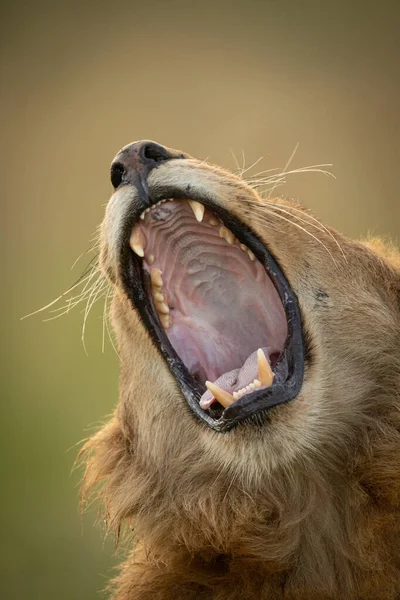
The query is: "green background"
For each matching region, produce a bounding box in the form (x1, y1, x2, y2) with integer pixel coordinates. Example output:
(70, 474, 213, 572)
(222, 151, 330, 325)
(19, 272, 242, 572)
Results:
(2, 1, 399, 598)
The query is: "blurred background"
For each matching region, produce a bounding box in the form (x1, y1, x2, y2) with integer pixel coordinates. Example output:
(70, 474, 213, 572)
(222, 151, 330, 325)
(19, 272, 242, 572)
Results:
(2, 0, 399, 598)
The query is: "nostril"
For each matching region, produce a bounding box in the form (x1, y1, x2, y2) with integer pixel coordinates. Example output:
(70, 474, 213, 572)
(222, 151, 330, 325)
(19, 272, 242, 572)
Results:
(110, 162, 125, 188)
(142, 142, 171, 163)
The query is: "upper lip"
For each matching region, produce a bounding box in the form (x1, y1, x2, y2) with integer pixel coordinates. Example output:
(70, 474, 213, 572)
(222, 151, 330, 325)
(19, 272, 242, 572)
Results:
(117, 187, 305, 432)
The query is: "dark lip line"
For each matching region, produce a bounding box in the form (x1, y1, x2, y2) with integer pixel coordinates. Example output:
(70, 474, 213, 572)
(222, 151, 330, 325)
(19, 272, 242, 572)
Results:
(118, 183, 305, 432)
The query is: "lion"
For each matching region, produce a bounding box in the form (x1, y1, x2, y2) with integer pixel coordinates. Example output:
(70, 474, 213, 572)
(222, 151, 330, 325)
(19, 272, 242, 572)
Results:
(80, 141, 400, 599)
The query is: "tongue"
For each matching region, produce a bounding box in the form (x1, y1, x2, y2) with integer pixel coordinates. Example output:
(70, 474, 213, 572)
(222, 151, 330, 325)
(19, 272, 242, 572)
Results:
(199, 347, 271, 409)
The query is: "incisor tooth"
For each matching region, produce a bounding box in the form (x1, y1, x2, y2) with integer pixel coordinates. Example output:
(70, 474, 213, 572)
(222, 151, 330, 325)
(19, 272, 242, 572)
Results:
(148, 254, 155, 265)
(209, 218, 218, 226)
(153, 291, 164, 302)
(129, 226, 146, 257)
(253, 379, 261, 388)
(188, 200, 205, 222)
(257, 349, 274, 387)
(248, 250, 256, 261)
(205, 381, 234, 408)
(150, 268, 163, 289)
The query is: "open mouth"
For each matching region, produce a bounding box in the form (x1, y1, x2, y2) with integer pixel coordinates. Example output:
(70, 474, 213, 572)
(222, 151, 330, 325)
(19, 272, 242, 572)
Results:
(120, 197, 304, 431)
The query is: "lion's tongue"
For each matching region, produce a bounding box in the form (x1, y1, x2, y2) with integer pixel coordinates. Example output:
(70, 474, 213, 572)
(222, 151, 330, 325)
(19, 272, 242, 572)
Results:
(199, 348, 268, 409)
(137, 199, 287, 407)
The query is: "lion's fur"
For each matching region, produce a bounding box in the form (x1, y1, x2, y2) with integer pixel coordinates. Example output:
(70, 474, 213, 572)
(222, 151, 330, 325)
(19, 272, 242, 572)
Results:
(80, 153, 400, 599)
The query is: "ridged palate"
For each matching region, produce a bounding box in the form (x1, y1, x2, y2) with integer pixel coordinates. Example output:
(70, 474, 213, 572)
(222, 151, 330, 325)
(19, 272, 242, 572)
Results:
(129, 199, 287, 409)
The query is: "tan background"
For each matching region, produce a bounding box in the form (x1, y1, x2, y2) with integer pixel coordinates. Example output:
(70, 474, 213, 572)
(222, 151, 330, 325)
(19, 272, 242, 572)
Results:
(2, 1, 399, 598)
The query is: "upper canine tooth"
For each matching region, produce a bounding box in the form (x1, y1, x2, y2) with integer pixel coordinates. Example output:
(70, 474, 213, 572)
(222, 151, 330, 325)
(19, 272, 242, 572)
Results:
(150, 268, 163, 289)
(257, 349, 274, 387)
(129, 226, 146, 257)
(205, 381, 234, 408)
(188, 200, 205, 223)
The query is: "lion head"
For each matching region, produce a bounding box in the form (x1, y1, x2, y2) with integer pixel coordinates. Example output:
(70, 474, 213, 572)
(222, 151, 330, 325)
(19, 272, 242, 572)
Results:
(81, 141, 400, 599)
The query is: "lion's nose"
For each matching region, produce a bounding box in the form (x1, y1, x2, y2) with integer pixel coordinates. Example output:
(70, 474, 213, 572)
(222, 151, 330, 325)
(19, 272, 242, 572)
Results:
(110, 140, 187, 189)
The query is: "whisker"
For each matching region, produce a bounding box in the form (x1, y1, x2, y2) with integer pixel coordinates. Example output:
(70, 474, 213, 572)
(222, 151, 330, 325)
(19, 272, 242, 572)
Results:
(102, 290, 107, 354)
(247, 166, 286, 179)
(267, 143, 299, 199)
(49, 287, 102, 315)
(248, 207, 338, 267)
(251, 202, 328, 237)
(248, 165, 335, 187)
(249, 178, 286, 190)
(229, 148, 241, 172)
(245, 193, 346, 262)
(240, 149, 246, 174)
(269, 201, 346, 261)
(70, 250, 88, 271)
(21, 267, 99, 320)
(237, 156, 264, 178)
(42, 281, 107, 323)
(46, 271, 104, 314)
(81, 277, 108, 354)
(105, 288, 119, 357)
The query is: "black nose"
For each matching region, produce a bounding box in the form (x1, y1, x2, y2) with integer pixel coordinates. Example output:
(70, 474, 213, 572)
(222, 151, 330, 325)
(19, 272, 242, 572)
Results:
(110, 140, 188, 189)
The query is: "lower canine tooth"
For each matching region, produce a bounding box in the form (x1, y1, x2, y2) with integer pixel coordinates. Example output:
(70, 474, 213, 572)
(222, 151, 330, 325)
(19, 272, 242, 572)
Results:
(150, 268, 163, 288)
(205, 381, 234, 408)
(129, 226, 146, 257)
(257, 349, 274, 387)
(188, 200, 205, 222)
